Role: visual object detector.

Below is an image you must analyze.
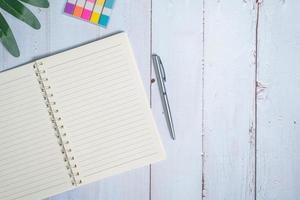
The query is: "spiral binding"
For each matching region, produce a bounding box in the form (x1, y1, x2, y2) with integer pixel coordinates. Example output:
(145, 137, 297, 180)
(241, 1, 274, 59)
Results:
(33, 61, 83, 186)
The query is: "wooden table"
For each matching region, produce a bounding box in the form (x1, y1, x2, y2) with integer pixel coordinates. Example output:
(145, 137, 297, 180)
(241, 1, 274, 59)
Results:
(1, 1, 299, 200)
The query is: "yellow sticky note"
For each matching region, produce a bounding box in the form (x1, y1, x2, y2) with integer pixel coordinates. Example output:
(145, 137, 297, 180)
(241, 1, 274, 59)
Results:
(96, 0, 105, 6)
(90, 12, 100, 24)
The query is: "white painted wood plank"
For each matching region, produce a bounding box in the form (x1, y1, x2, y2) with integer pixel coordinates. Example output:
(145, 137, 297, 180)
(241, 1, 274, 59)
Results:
(0, 40, 3, 70)
(151, 1, 203, 200)
(257, 1, 300, 199)
(48, 1, 100, 54)
(204, 1, 257, 199)
(0, 5, 49, 69)
(49, 1, 152, 200)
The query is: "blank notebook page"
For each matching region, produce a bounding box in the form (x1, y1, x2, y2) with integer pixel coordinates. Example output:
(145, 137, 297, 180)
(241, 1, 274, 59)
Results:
(0, 65, 72, 200)
(40, 33, 166, 184)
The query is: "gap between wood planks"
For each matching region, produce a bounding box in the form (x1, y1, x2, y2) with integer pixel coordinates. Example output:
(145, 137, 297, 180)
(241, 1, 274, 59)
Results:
(201, 0, 206, 199)
(148, 0, 263, 200)
(149, 0, 153, 200)
(254, 1, 262, 200)
(200, 0, 262, 200)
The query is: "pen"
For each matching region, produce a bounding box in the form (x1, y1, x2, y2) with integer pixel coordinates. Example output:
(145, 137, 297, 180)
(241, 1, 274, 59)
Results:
(152, 54, 176, 140)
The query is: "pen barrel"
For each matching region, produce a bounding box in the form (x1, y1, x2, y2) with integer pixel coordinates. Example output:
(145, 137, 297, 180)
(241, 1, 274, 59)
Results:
(162, 94, 176, 140)
(152, 55, 176, 140)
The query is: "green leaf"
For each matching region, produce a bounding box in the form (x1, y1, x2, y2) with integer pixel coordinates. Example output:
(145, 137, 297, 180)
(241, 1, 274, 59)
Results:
(18, 0, 49, 8)
(0, 13, 20, 57)
(0, 0, 41, 29)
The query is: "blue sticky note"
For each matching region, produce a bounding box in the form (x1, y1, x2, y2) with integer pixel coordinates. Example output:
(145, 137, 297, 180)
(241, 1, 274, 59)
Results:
(99, 15, 110, 27)
(105, 0, 115, 9)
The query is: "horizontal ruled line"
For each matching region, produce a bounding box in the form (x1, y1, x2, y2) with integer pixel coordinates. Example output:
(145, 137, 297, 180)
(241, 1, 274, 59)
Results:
(48, 44, 121, 69)
(0, 74, 31, 89)
(84, 153, 158, 177)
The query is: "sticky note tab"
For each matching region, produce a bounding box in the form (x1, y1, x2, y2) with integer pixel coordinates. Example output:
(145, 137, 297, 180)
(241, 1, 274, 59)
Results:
(90, 12, 101, 24)
(64, 0, 77, 14)
(82, 9, 92, 20)
(81, 0, 95, 20)
(104, 0, 114, 9)
(73, 0, 85, 17)
(64, 0, 116, 28)
(89, 0, 105, 24)
(73, 6, 84, 17)
(96, 0, 106, 6)
(98, 0, 116, 27)
(99, 14, 109, 27)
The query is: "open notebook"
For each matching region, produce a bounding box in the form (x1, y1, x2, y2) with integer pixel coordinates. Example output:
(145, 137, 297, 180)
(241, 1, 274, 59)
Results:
(0, 32, 166, 200)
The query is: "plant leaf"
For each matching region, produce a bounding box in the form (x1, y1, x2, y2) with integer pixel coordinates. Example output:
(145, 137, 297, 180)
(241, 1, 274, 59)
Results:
(0, 13, 20, 57)
(18, 0, 49, 8)
(0, 0, 41, 29)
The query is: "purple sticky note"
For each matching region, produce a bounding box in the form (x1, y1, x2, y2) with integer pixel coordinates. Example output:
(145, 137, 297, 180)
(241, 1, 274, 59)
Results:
(64, 2, 75, 14)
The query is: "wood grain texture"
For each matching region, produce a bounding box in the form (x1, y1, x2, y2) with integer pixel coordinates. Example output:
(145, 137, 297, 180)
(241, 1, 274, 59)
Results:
(0, 32, 3, 70)
(256, 1, 300, 199)
(151, 1, 203, 200)
(0, 45, 3, 71)
(204, 1, 257, 199)
(1, 1, 300, 200)
(48, 1, 100, 53)
(0, 5, 49, 69)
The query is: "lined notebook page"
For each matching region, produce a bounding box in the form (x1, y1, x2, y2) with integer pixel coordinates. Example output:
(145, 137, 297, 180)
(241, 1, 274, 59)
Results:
(0, 64, 72, 200)
(40, 33, 166, 184)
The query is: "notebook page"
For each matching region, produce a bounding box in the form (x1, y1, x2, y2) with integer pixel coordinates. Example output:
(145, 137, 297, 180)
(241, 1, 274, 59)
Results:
(40, 32, 166, 184)
(0, 64, 72, 200)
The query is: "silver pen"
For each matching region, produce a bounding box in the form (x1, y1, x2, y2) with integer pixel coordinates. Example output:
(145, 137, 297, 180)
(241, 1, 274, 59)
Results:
(152, 54, 176, 140)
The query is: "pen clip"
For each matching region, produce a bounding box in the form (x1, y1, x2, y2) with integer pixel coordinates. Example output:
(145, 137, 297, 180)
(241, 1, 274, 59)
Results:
(157, 56, 166, 82)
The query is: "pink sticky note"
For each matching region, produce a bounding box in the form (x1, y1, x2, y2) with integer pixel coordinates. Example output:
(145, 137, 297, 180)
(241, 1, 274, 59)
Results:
(81, 9, 92, 20)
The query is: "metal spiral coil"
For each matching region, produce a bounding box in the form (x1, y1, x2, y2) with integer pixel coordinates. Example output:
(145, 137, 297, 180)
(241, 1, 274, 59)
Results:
(33, 61, 82, 186)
